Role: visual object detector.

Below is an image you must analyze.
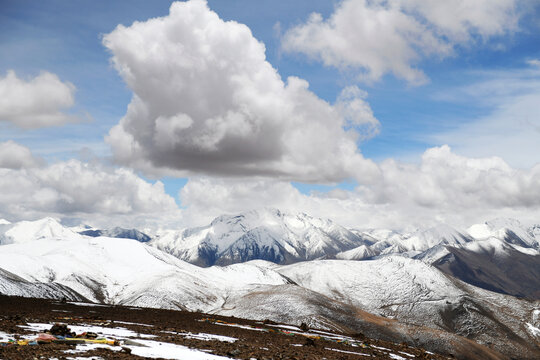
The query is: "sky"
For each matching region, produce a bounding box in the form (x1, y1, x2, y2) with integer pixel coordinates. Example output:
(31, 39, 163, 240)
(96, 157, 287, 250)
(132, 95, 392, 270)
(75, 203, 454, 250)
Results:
(1, 0, 540, 231)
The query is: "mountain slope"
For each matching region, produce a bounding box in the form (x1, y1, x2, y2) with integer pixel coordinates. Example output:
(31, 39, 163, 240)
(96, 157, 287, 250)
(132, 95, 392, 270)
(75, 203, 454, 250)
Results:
(0, 267, 84, 301)
(151, 209, 370, 266)
(276, 258, 540, 358)
(433, 237, 540, 299)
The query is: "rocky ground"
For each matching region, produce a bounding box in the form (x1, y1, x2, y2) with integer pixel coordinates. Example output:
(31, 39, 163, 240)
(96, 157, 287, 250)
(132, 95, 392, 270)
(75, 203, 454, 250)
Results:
(0, 295, 452, 360)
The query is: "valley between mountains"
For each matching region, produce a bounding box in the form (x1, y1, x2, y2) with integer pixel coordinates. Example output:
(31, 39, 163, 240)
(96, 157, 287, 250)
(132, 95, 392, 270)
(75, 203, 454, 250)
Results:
(0, 208, 539, 359)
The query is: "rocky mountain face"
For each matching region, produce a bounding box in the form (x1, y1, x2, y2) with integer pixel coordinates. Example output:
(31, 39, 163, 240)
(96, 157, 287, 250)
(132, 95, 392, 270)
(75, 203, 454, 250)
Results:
(150, 208, 372, 266)
(149, 210, 540, 302)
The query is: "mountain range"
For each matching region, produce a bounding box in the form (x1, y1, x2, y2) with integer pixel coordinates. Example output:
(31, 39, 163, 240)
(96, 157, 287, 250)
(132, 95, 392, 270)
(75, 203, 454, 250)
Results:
(0, 209, 538, 358)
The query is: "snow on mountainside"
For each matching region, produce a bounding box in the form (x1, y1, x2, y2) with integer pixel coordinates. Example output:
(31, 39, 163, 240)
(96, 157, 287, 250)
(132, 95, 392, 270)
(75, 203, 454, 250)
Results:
(467, 218, 540, 249)
(0, 235, 291, 311)
(0, 267, 84, 301)
(335, 224, 474, 260)
(276, 258, 540, 357)
(378, 224, 473, 256)
(150, 208, 370, 266)
(0, 219, 11, 225)
(0, 217, 82, 245)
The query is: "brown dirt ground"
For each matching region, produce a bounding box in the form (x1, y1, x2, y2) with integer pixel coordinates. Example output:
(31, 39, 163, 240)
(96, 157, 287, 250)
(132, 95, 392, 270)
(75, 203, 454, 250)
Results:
(0, 295, 452, 360)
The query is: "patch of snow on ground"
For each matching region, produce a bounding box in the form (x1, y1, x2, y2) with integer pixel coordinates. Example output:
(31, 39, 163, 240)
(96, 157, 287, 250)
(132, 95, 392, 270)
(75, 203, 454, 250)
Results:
(389, 354, 407, 360)
(266, 324, 302, 331)
(325, 347, 372, 356)
(209, 321, 267, 332)
(64, 343, 122, 354)
(0, 331, 14, 342)
(398, 350, 415, 357)
(68, 302, 111, 308)
(526, 323, 540, 337)
(161, 331, 237, 343)
(19, 323, 156, 339)
(129, 339, 230, 359)
(113, 320, 153, 327)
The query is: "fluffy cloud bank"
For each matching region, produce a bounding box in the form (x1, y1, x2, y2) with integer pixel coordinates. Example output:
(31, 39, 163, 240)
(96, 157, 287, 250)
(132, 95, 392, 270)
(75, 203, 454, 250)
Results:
(1, 141, 539, 230)
(0, 143, 180, 228)
(180, 146, 540, 229)
(0, 70, 77, 128)
(103, 0, 378, 183)
(282, 0, 521, 84)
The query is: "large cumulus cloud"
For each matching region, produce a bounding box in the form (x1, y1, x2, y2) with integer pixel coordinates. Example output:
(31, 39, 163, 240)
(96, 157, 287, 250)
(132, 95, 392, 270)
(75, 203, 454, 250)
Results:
(103, 0, 379, 183)
(282, 0, 522, 84)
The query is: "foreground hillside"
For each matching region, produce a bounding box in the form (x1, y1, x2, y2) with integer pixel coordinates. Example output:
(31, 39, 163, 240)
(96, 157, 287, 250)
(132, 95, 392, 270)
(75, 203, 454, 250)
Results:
(0, 294, 453, 360)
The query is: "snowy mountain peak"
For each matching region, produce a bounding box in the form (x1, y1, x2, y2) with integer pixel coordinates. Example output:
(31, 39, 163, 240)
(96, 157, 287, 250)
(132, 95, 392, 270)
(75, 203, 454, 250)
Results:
(0, 217, 82, 245)
(151, 208, 368, 266)
(374, 224, 473, 257)
(0, 219, 11, 225)
(468, 218, 538, 249)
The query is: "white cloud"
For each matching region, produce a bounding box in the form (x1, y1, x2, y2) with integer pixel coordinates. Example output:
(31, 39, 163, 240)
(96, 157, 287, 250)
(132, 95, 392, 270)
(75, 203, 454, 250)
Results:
(180, 146, 540, 230)
(527, 59, 540, 67)
(0, 141, 43, 169)
(103, 0, 379, 183)
(0, 70, 77, 128)
(0, 147, 181, 228)
(282, 0, 521, 84)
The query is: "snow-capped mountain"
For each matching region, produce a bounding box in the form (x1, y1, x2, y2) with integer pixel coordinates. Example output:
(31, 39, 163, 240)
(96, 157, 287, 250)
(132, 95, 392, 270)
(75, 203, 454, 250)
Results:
(335, 224, 474, 260)
(467, 218, 540, 249)
(150, 208, 371, 266)
(0, 217, 82, 245)
(79, 227, 151, 242)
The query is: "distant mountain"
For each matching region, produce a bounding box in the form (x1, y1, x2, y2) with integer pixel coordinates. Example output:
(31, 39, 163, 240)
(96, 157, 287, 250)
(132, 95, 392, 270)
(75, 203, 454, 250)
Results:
(335, 224, 474, 260)
(0, 217, 82, 245)
(467, 218, 540, 249)
(150, 208, 372, 266)
(80, 227, 151, 243)
(433, 237, 540, 299)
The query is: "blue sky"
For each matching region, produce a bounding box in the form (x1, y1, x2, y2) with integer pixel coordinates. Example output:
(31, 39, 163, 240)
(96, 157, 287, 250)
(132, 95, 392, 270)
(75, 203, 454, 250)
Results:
(1, 0, 540, 228)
